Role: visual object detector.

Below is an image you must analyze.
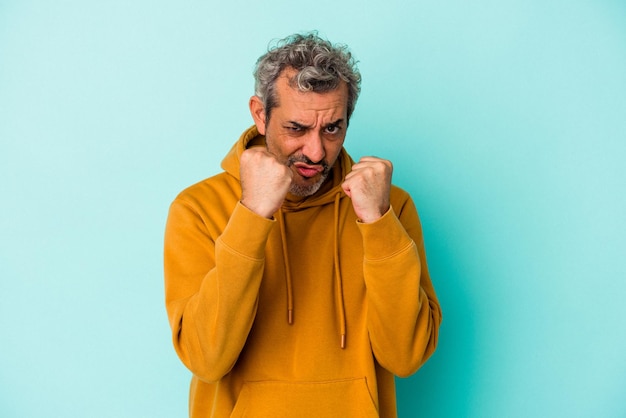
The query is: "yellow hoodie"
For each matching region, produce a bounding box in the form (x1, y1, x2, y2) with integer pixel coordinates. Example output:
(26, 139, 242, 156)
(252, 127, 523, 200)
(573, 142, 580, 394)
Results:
(164, 126, 441, 417)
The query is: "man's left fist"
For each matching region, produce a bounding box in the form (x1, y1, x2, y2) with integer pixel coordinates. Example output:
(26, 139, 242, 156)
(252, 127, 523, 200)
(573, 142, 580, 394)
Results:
(342, 156, 393, 223)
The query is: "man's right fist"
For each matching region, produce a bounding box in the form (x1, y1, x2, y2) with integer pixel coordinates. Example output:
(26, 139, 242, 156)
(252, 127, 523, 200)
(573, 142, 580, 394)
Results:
(240, 148, 293, 218)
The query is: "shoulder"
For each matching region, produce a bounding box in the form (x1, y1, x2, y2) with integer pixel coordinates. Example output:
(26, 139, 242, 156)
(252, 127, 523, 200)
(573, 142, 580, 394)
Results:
(170, 172, 241, 224)
(175, 172, 239, 205)
(389, 184, 424, 228)
(390, 184, 414, 208)
(167, 172, 242, 235)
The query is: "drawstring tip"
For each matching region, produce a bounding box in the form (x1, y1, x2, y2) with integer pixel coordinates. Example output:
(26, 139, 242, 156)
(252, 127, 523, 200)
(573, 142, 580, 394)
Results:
(340, 334, 346, 349)
(288, 309, 294, 325)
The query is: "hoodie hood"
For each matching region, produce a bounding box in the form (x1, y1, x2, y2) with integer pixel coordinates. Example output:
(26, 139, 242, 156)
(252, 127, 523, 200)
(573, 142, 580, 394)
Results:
(221, 125, 354, 211)
(221, 125, 350, 348)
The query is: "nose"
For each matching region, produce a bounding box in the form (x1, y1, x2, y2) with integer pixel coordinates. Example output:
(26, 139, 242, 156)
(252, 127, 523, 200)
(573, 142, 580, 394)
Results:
(302, 131, 325, 164)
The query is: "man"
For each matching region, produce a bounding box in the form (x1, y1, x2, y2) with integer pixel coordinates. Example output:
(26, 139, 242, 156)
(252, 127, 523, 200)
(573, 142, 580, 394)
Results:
(164, 32, 441, 418)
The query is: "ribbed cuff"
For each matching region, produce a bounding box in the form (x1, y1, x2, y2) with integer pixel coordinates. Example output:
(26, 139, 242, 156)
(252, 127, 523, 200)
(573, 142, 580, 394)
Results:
(219, 202, 275, 260)
(357, 207, 414, 261)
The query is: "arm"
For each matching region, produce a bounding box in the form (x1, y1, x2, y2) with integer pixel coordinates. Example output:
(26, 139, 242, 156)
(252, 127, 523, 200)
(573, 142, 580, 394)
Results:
(164, 146, 291, 382)
(164, 200, 274, 382)
(342, 156, 441, 375)
(359, 194, 442, 377)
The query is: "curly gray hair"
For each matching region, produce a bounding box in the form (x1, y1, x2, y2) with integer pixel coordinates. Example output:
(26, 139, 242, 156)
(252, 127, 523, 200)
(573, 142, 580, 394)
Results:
(253, 32, 362, 123)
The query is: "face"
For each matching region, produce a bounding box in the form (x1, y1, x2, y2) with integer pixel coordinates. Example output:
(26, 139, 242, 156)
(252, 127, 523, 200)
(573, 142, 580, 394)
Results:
(250, 69, 349, 196)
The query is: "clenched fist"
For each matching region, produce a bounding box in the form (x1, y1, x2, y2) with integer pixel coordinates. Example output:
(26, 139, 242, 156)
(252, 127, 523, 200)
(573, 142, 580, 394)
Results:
(240, 147, 293, 218)
(342, 156, 393, 223)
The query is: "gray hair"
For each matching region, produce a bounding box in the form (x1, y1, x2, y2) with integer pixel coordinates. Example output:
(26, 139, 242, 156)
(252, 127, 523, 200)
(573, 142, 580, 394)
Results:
(253, 32, 362, 123)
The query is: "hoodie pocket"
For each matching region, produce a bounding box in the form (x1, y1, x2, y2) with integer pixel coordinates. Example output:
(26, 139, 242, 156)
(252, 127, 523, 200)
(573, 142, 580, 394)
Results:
(230, 377, 379, 418)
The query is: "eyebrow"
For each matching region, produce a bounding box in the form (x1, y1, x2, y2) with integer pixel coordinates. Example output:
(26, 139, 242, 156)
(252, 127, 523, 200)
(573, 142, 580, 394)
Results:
(287, 121, 309, 130)
(325, 119, 345, 129)
(286, 119, 345, 129)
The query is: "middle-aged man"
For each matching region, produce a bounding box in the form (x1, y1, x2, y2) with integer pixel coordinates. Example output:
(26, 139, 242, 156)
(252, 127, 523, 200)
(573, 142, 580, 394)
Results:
(164, 32, 442, 418)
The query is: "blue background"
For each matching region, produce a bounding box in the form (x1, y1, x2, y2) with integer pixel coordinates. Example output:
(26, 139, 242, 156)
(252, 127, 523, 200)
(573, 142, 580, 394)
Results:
(1, 1, 625, 417)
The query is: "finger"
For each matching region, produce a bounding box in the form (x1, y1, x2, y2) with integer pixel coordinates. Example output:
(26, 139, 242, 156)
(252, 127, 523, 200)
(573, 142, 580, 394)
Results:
(341, 181, 351, 197)
(357, 156, 382, 162)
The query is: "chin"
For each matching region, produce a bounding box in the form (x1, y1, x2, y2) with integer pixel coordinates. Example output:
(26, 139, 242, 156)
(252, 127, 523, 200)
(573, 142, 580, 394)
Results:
(289, 176, 326, 197)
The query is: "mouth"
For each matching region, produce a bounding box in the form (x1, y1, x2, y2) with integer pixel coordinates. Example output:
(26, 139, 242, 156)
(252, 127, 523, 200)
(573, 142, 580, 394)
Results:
(293, 163, 323, 179)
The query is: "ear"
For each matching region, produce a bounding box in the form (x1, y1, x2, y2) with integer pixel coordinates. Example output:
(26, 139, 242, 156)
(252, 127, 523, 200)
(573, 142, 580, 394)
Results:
(249, 96, 267, 135)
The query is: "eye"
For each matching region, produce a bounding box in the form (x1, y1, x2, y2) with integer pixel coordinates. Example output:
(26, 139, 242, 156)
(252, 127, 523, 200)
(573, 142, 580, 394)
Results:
(325, 124, 341, 134)
(284, 123, 306, 133)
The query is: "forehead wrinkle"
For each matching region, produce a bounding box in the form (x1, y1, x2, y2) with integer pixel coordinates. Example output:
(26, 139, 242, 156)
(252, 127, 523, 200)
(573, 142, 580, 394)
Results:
(287, 95, 346, 122)
(271, 70, 349, 129)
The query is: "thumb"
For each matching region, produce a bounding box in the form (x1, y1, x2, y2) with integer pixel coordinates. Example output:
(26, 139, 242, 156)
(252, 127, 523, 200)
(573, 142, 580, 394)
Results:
(341, 180, 352, 198)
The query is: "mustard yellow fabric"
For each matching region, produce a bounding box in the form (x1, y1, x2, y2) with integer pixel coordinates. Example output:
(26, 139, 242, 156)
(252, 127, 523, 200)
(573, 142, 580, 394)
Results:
(164, 126, 442, 417)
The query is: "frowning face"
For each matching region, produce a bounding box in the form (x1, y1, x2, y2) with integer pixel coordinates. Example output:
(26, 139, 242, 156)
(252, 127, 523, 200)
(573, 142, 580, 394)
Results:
(249, 69, 349, 196)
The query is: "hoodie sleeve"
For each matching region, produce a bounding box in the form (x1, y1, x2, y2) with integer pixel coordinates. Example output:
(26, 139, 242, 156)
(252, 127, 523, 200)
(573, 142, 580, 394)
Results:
(357, 192, 442, 377)
(164, 199, 274, 382)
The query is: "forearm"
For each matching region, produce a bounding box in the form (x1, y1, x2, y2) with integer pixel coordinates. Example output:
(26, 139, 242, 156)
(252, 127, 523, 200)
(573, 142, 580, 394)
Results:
(360, 206, 442, 376)
(165, 202, 274, 381)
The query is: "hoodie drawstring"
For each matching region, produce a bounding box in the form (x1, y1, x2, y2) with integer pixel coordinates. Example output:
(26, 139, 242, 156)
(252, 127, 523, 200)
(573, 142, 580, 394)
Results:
(277, 208, 294, 325)
(333, 193, 347, 349)
(276, 193, 347, 349)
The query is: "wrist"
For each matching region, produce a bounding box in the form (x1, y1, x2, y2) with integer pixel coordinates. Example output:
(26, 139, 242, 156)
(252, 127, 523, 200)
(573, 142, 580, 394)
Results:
(240, 198, 276, 219)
